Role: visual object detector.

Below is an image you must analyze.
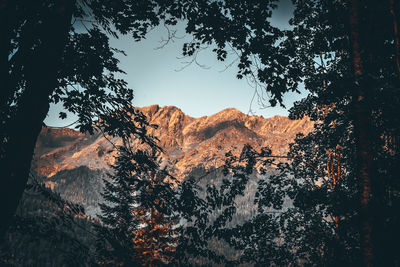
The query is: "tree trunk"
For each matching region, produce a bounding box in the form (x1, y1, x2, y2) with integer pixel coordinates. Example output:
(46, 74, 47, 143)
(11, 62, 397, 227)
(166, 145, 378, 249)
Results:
(348, 0, 374, 266)
(0, 1, 74, 238)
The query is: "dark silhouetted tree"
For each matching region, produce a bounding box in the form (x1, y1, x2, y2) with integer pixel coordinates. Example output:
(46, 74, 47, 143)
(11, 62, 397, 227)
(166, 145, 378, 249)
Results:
(219, 84, 399, 266)
(0, 0, 165, 237)
(180, 1, 400, 265)
(96, 130, 179, 266)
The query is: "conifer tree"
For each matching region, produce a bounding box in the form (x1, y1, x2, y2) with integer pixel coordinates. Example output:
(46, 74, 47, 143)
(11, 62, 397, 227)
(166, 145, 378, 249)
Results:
(96, 146, 141, 266)
(97, 141, 179, 266)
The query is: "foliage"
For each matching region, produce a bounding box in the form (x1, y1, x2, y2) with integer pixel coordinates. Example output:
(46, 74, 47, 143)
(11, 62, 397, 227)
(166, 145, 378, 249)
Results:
(187, 1, 400, 265)
(216, 96, 399, 266)
(96, 140, 180, 266)
(175, 2, 400, 264)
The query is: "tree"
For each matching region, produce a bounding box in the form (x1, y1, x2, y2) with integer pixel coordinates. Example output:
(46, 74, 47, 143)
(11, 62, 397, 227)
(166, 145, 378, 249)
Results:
(97, 138, 179, 266)
(223, 112, 361, 266)
(0, 0, 75, 238)
(0, 0, 200, 238)
(176, 1, 400, 265)
(96, 147, 142, 266)
(287, 1, 400, 264)
(219, 92, 398, 266)
(0, 0, 155, 237)
(180, 1, 400, 265)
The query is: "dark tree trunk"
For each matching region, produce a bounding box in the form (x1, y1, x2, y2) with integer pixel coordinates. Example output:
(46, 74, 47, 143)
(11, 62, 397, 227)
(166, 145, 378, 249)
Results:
(0, 1, 74, 238)
(348, 0, 374, 266)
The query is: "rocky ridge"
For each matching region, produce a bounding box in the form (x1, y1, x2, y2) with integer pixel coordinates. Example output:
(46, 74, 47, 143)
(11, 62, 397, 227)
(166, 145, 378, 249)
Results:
(31, 105, 313, 216)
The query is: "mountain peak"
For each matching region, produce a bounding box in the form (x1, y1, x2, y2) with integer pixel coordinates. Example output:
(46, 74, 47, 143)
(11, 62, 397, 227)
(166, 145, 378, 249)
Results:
(218, 107, 242, 114)
(138, 105, 189, 120)
(203, 107, 245, 123)
(140, 104, 160, 114)
(32, 105, 314, 216)
(34, 105, 314, 180)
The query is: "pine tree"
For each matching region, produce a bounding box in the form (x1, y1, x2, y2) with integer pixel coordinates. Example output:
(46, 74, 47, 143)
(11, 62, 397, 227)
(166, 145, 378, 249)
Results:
(97, 144, 179, 266)
(96, 147, 141, 266)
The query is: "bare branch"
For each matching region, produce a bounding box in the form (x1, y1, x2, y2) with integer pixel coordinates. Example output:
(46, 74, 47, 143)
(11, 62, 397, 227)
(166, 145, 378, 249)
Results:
(154, 22, 185, 50)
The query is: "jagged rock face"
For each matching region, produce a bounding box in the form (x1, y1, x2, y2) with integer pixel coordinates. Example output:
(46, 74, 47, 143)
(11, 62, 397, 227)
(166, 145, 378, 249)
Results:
(139, 105, 313, 178)
(31, 105, 313, 216)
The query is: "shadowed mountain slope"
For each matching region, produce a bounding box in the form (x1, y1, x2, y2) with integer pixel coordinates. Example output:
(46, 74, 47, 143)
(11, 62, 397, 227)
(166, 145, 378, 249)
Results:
(31, 105, 313, 216)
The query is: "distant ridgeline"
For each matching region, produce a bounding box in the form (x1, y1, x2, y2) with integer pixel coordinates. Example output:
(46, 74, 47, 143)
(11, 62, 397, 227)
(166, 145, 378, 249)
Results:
(31, 105, 312, 217)
(3, 105, 312, 265)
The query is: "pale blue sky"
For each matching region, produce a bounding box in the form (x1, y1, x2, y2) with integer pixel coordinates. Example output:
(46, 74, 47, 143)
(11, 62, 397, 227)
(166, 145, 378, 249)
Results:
(45, 0, 303, 127)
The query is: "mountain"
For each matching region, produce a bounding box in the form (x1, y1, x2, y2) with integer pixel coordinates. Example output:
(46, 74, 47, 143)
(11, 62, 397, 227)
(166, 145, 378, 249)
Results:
(31, 105, 313, 216)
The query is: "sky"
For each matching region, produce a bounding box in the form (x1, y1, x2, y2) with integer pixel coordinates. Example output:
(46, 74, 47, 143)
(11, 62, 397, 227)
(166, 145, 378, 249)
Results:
(45, 0, 303, 128)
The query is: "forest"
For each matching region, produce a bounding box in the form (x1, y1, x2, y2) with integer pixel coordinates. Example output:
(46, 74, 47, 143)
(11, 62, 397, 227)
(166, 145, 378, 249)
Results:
(0, 0, 399, 266)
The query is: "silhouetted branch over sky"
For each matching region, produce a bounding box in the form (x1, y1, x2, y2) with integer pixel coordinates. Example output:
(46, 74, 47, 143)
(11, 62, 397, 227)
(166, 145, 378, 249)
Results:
(45, 0, 299, 128)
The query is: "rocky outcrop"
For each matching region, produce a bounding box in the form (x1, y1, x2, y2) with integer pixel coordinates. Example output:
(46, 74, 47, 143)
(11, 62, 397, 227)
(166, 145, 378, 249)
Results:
(31, 105, 313, 217)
